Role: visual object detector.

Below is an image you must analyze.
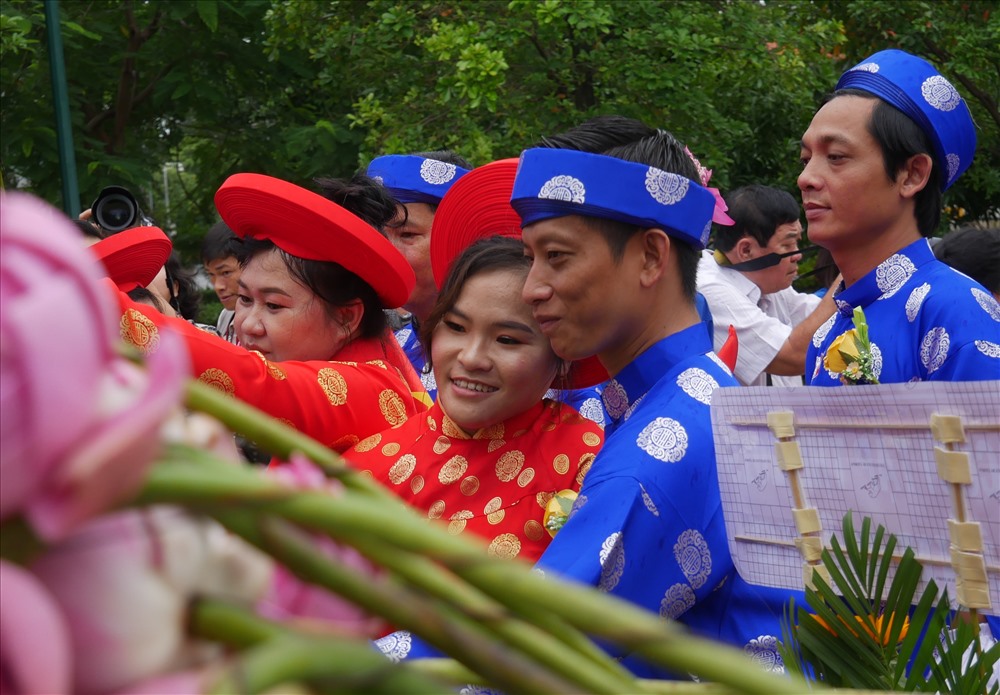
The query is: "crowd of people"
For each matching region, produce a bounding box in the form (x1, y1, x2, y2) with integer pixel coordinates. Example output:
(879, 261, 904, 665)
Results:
(3, 46, 999, 681)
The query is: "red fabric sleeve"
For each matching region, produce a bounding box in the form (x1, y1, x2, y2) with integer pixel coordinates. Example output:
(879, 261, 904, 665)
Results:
(117, 293, 427, 452)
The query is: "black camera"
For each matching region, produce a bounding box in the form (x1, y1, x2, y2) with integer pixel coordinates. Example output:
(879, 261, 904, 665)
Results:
(91, 185, 153, 233)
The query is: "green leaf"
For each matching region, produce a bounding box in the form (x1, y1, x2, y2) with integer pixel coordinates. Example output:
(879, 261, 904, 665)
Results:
(197, 0, 218, 32)
(63, 21, 101, 41)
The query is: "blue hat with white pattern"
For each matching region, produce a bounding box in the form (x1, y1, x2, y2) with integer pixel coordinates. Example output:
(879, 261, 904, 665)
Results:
(366, 155, 471, 205)
(509, 148, 716, 250)
(836, 49, 976, 191)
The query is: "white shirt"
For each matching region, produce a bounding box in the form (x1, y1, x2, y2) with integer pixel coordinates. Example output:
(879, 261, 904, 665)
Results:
(216, 308, 238, 345)
(696, 249, 820, 386)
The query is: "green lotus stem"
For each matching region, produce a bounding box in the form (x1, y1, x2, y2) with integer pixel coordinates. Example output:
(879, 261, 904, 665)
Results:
(190, 598, 449, 694)
(353, 530, 637, 693)
(140, 460, 804, 693)
(216, 508, 600, 694)
(207, 634, 447, 695)
(184, 380, 387, 497)
(189, 597, 284, 648)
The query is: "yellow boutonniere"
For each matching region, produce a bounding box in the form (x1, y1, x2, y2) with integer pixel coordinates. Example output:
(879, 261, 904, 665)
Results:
(824, 307, 879, 384)
(543, 489, 578, 537)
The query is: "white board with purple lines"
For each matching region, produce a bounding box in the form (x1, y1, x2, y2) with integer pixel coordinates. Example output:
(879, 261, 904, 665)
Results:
(711, 381, 1000, 610)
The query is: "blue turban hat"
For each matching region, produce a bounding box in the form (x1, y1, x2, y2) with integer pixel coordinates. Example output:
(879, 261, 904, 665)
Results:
(836, 49, 976, 191)
(366, 155, 471, 205)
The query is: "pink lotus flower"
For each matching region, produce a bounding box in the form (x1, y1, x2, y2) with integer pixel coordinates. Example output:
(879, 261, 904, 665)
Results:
(259, 455, 386, 637)
(30, 507, 272, 695)
(0, 192, 190, 541)
(0, 560, 72, 695)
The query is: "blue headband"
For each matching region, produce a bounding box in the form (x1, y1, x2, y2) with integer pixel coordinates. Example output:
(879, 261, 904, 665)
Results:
(366, 155, 470, 205)
(836, 49, 976, 191)
(510, 148, 715, 249)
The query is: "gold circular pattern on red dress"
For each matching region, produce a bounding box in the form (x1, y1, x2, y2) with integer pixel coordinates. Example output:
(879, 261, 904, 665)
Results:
(487, 439, 505, 452)
(388, 453, 417, 484)
(542, 421, 558, 432)
(432, 436, 451, 455)
(427, 416, 438, 431)
(428, 500, 446, 519)
(460, 476, 480, 496)
(517, 467, 536, 488)
(317, 368, 348, 405)
(576, 452, 596, 485)
(448, 510, 474, 535)
(378, 389, 407, 426)
(250, 350, 287, 380)
(484, 496, 503, 515)
(438, 455, 468, 484)
(354, 433, 381, 453)
(583, 432, 601, 447)
(366, 359, 388, 370)
(552, 453, 571, 475)
(381, 442, 401, 457)
(524, 520, 545, 542)
(410, 474, 424, 495)
(536, 491, 554, 508)
(495, 450, 525, 482)
(488, 533, 521, 559)
(199, 368, 235, 396)
(476, 422, 505, 440)
(441, 416, 464, 438)
(120, 309, 160, 354)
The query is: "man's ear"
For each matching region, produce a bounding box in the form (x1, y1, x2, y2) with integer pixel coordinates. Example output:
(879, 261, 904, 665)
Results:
(736, 237, 755, 260)
(899, 153, 933, 199)
(335, 299, 365, 338)
(637, 228, 671, 287)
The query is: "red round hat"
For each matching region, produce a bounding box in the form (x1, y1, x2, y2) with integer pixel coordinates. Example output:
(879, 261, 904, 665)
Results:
(430, 159, 609, 389)
(430, 158, 523, 289)
(214, 173, 415, 308)
(91, 226, 172, 292)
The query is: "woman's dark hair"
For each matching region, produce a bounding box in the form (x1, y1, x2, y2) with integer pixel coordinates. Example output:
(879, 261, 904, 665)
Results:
(163, 252, 202, 321)
(127, 286, 168, 314)
(419, 236, 565, 383)
(237, 175, 399, 341)
(714, 185, 801, 252)
(314, 173, 400, 235)
(829, 89, 942, 236)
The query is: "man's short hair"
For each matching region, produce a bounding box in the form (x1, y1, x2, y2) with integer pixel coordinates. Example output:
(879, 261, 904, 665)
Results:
(829, 89, 942, 237)
(598, 131, 702, 299)
(534, 115, 657, 152)
(201, 221, 244, 265)
(714, 185, 800, 252)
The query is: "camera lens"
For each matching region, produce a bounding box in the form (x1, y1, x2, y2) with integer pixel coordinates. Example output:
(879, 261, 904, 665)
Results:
(92, 186, 141, 233)
(95, 194, 137, 232)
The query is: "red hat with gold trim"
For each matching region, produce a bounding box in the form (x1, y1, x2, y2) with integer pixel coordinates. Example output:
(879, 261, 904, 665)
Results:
(214, 173, 415, 308)
(430, 159, 609, 389)
(91, 226, 172, 292)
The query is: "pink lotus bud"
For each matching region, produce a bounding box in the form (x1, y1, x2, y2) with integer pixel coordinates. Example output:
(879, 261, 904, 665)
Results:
(30, 508, 272, 695)
(0, 192, 190, 541)
(0, 560, 72, 695)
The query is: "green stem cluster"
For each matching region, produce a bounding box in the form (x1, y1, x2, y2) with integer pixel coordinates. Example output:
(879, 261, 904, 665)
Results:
(136, 381, 814, 693)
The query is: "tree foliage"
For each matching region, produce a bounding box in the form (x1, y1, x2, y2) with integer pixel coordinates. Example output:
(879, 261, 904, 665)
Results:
(2, 0, 996, 263)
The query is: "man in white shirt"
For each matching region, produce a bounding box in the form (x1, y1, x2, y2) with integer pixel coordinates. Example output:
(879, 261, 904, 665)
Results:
(697, 184, 837, 385)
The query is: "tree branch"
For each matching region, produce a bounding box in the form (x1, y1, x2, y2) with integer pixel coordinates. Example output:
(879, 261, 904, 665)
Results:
(920, 34, 1000, 131)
